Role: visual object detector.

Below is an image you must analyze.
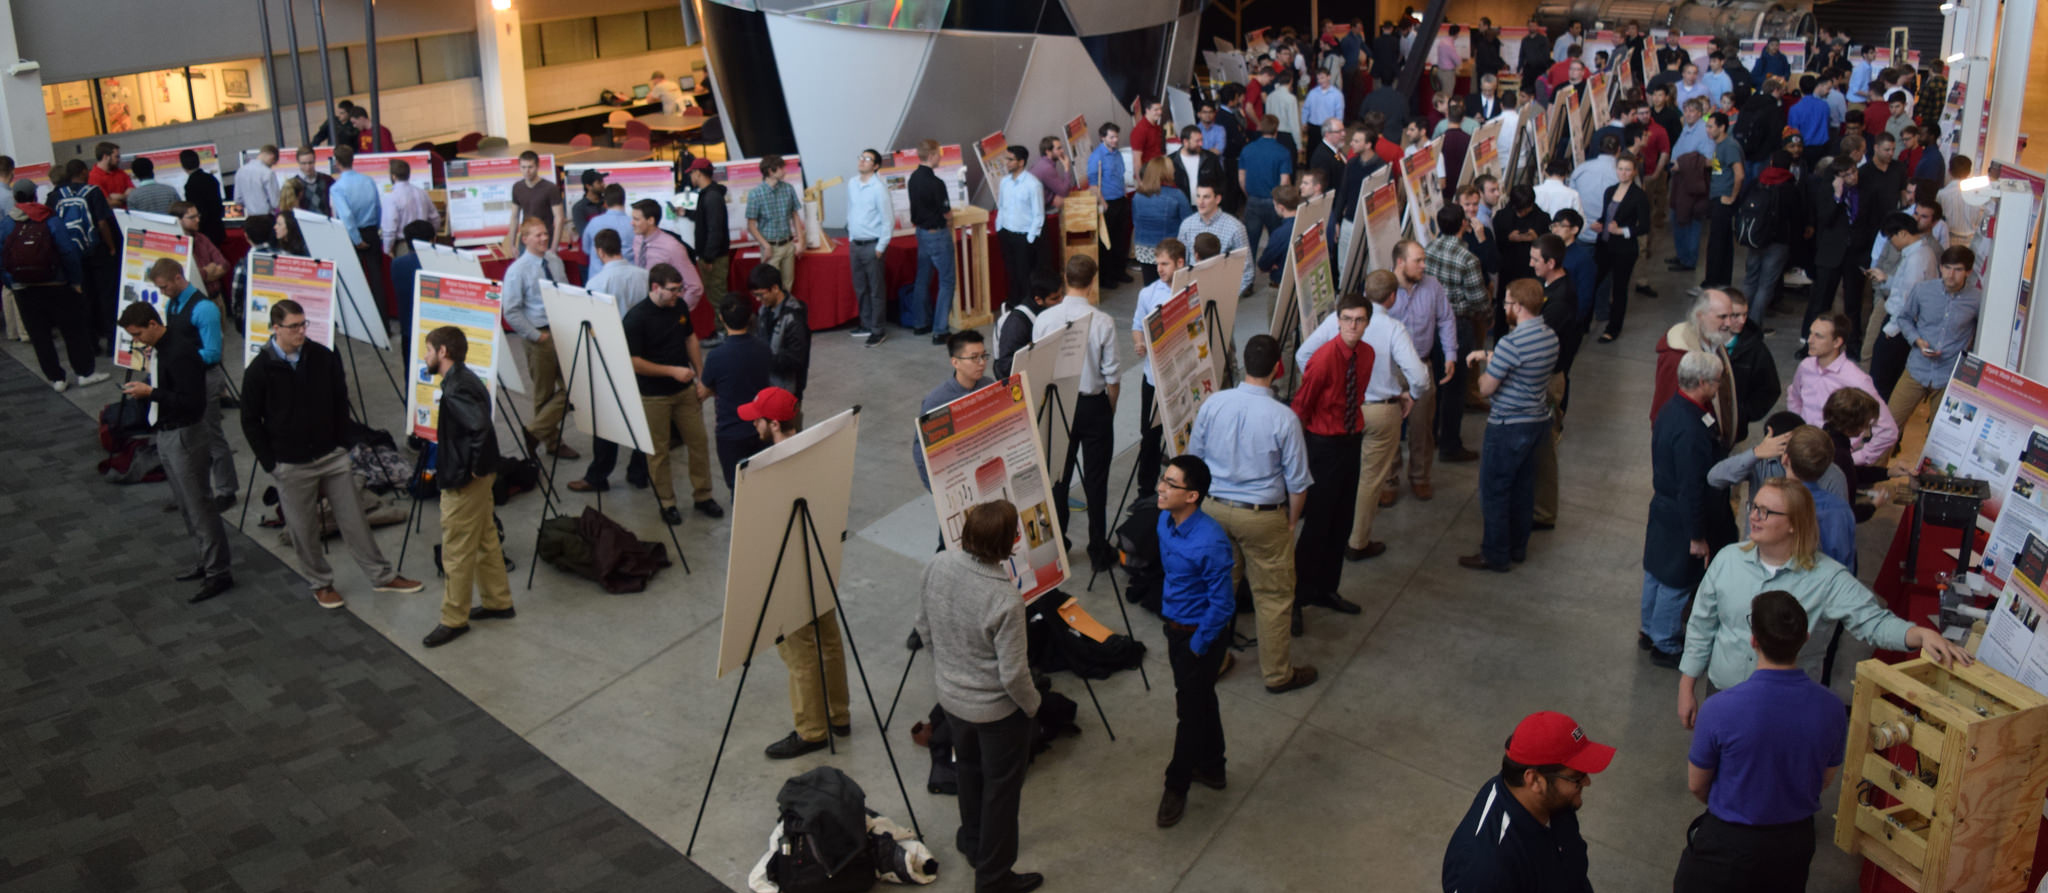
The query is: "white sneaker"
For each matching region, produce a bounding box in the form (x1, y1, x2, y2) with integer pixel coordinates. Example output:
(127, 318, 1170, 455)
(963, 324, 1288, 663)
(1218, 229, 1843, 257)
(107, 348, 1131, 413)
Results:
(76, 371, 111, 387)
(50, 379, 68, 393)
(1783, 268, 1813, 287)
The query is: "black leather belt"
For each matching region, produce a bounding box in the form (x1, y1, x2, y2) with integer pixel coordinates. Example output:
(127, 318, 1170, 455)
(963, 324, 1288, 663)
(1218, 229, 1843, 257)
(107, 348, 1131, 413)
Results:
(1369, 396, 1402, 404)
(766, 237, 795, 246)
(852, 238, 878, 245)
(1210, 497, 1283, 511)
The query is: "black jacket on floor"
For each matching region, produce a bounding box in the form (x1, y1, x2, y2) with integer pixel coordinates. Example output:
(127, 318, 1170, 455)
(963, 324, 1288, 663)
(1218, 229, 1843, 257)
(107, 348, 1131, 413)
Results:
(241, 338, 352, 471)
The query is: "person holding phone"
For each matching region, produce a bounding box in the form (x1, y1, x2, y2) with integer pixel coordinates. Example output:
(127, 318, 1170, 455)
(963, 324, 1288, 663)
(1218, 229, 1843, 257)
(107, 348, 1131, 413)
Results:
(1885, 246, 1980, 436)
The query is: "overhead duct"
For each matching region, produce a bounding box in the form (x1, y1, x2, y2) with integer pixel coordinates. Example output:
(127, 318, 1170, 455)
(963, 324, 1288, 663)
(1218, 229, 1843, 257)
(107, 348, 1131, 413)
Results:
(1533, 0, 1816, 44)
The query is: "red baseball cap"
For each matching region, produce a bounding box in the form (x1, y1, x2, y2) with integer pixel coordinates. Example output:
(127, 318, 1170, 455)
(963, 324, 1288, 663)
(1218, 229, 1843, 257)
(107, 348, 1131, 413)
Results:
(687, 157, 714, 173)
(737, 386, 798, 423)
(1506, 711, 1615, 774)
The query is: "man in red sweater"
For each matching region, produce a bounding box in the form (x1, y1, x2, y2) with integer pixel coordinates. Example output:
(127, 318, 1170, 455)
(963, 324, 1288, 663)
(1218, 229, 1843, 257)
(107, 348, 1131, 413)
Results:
(1131, 99, 1167, 168)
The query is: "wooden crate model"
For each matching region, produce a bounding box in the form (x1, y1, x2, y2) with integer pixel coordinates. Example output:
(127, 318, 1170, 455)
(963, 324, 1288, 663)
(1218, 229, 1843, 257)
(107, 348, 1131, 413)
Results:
(1059, 189, 1102, 304)
(1835, 655, 2048, 893)
(943, 205, 992, 332)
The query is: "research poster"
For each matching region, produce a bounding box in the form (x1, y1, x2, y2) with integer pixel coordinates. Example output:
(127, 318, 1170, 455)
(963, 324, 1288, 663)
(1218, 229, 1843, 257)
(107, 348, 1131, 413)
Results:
(1913, 353, 2048, 525)
(241, 254, 337, 365)
(444, 154, 553, 245)
(715, 155, 805, 247)
(1982, 429, 2048, 592)
(405, 271, 502, 441)
(114, 227, 192, 369)
(241, 146, 334, 190)
(918, 373, 1070, 604)
(884, 144, 970, 235)
(1979, 532, 2048, 697)
(132, 142, 220, 193)
(565, 160, 679, 229)
(350, 151, 437, 194)
(1462, 117, 1504, 190)
(1292, 219, 1338, 335)
(977, 131, 1010, 200)
(1401, 142, 1444, 244)
(1145, 284, 1218, 457)
(1363, 170, 1403, 277)
(1064, 115, 1090, 181)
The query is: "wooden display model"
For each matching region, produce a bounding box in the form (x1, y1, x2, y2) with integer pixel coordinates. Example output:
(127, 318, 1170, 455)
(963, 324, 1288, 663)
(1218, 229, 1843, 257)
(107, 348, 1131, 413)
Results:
(1060, 188, 1104, 303)
(945, 206, 993, 332)
(1835, 654, 2048, 893)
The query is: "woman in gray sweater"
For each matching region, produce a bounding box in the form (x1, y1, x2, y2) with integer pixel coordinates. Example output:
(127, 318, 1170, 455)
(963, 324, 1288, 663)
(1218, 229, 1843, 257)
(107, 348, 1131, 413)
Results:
(915, 500, 1043, 893)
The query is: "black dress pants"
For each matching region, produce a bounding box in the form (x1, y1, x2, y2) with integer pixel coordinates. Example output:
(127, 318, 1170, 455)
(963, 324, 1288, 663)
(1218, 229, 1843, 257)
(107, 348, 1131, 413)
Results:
(1054, 392, 1113, 549)
(1870, 330, 1911, 399)
(715, 434, 764, 493)
(1103, 196, 1133, 285)
(1599, 236, 1639, 337)
(1804, 263, 1854, 356)
(1137, 379, 1162, 493)
(951, 708, 1033, 890)
(1673, 812, 1816, 893)
(998, 230, 1036, 314)
(1297, 431, 1362, 598)
(1704, 200, 1736, 288)
(1163, 623, 1227, 793)
(15, 284, 98, 382)
(1437, 312, 1480, 456)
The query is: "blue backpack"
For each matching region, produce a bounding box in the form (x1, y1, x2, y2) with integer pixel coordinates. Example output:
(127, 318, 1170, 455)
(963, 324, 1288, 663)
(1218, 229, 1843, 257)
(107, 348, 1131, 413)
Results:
(48, 184, 99, 258)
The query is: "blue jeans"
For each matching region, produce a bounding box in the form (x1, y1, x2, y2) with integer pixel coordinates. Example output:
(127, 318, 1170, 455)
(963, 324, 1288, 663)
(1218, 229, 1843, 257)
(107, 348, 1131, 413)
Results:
(914, 227, 956, 334)
(1742, 242, 1790, 316)
(1669, 211, 1701, 268)
(1242, 197, 1280, 267)
(1640, 570, 1692, 654)
(1479, 419, 1547, 567)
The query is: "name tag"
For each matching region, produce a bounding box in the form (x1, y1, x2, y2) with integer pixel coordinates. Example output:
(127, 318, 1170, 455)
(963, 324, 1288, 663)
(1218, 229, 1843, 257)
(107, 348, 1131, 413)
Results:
(1702, 413, 1716, 429)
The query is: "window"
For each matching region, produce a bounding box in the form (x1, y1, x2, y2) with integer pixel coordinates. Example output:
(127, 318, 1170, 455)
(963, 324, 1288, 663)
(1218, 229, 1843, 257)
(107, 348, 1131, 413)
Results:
(347, 39, 424, 92)
(525, 7, 699, 69)
(43, 58, 273, 140)
(597, 12, 649, 58)
(648, 11, 688, 49)
(416, 33, 481, 83)
(269, 49, 350, 106)
(539, 19, 598, 65)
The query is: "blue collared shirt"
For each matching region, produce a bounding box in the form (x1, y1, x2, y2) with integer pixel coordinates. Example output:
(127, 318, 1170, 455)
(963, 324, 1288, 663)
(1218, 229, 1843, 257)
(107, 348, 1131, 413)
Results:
(1087, 143, 1126, 201)
(1788, 95, 1830, 148)
(271, 337, 300, 368)
(1898, 279, 1980, 388)
(1237, 137, 1293, 201)
(1198, 123, 1226, 154)
(580, 208, 636, 264)
(1849, 60, 1875, 102)
(169, 285, 223, 365)
(995, 170, 1045, 241)
(845, 173, 895, 243)
(1158, 508, 1237, 655)
(1809, 481, 1858, 575)
(1672, 119, 1714, 161)
(1302, 85, 1347, 129)
(1187, 382, 1312, 505)
(1131, 278, 1173, 385)
(501, 249, 566, 341)
(328, 170, 381, 243)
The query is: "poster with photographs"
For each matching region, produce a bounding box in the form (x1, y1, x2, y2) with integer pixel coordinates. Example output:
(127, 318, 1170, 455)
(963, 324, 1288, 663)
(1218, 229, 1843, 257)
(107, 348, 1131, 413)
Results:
(1145, 283, 1218, 457)
(918, 373, 1070, 604)
(404, 271, 502, 441)
(241, 254, 336, 366)
(1401, 141, 1445, 244)
(1979, 532, 2048, 697)
(884, 144, 970, 236)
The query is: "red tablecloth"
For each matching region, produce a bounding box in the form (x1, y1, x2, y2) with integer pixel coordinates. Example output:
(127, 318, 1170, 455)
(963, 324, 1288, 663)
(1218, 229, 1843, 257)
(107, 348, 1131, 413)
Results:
(698, 223, 1019, 340)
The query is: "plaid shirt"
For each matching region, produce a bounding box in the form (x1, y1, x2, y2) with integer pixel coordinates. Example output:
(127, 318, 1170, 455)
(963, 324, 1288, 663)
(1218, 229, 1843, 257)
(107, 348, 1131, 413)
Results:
(1177, 209, 1255, 291)
(1424, 234, 1487, 315)
(745, 179, 801, 242)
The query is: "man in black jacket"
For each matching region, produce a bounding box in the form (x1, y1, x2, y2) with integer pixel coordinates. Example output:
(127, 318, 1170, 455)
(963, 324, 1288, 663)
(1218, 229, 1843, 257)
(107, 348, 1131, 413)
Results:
(685, 159, 730, 310)
(120, 302, 234, 602)
(750, 265, 810, 407)
(1516, 17, 1551, 90)
(242, 298, 422, 610)
(179, 149, 227, 246)
(1169, 127, 1225, 199)
(421, 326, 513, 648)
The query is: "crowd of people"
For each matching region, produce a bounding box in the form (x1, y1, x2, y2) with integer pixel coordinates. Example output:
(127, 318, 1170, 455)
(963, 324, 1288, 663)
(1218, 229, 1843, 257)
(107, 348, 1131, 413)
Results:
(5, 20, 2010, 893)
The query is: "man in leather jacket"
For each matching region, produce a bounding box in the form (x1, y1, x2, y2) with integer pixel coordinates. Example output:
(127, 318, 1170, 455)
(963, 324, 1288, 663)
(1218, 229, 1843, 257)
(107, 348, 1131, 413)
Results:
(422, 326, 514, 648)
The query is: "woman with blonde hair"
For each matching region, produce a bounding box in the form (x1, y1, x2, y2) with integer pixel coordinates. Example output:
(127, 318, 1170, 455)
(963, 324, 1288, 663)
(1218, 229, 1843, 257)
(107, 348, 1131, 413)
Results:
(915, 499, 1043, 893)
(1130, 156, 1192, 284)
(1675, 477, 1969, 727)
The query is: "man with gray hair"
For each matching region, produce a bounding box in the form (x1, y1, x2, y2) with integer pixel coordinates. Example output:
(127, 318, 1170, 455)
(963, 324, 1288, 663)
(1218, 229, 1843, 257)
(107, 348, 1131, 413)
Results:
(1642, 350, 1728, 669)
(1653, 288, 1740, 452)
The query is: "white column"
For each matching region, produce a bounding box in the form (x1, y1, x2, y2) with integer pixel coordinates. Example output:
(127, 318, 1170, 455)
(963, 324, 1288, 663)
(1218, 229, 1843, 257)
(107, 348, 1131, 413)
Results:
(1976, 184, 2031, 368)
(0, 0, 53, 165)
(475, 0, 530, 144)
(1957, 0, 2000, 165)
(1984, 0, 2034, 165)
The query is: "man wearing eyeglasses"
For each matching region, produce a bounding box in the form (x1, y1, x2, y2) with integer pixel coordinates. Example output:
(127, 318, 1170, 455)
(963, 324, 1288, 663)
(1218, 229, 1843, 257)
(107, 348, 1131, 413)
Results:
(1442, 711, 1613, 892)
(914, 331, 994, 491)
(1152, 454, 1236, 829)
(1642, 350, 1728, 669)
(241, 298, 423, 610)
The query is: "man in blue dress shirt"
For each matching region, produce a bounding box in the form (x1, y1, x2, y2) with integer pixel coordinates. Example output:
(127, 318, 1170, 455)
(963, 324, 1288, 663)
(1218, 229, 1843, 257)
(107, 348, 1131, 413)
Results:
(327, 145, 390, 324)
(1087, 123, 1133, 288)
(845, 148, 896, 346)
(579, 184, 635, 268)
(1152, 454, 1239, 829)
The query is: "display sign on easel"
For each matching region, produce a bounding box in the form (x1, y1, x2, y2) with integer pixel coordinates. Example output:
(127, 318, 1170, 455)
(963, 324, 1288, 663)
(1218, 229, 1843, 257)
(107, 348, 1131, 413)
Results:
(1144, 284, 1218, 457)
(404, 270, 503, 440)
(918, 374, 1070, 603)
(1983, 429, 2048, 593)
(242, 254, 336, 366)
(1401, 141, 1445, 244)
(977, 132, 1010, 203)
(1065, 115, 1090, 185)
(539, 282, 655, 457)
(113, 227, 191, 369)
(1462, 118, 1506, 190)
(1340, 165, 1394, 292)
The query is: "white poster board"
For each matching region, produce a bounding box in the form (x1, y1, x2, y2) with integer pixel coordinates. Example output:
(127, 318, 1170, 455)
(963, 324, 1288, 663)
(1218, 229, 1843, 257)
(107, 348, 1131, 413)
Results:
(539, 281, 655, 454)
(131, 143, 221, 194)
(404, 270, 502, 442)
(113, 226, 192, 372)
(293, 209, 390, 349)
(1006, 323, 1084, 482)
(717, 407, 860, 676)
(1174, 247, 1247, 376)
(917, 375, 1069, 603)
(1979, 532, 2048, 697)
(1166, 87, 1197, 135)
(1983, 429, 2048, 593)
(1144, 283, 1220, 457)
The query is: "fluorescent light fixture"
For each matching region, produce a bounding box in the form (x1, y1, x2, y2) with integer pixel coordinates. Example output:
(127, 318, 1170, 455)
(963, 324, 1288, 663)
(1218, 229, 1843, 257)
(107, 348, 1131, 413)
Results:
(1940, 2, 1957, 12)
(1962, 176, 1993, 192)
(1946, 51, 1967, 64)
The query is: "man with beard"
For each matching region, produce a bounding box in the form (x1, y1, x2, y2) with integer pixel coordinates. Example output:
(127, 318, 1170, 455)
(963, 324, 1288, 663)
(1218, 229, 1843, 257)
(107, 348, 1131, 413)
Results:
(1442, 711, 1614, 891)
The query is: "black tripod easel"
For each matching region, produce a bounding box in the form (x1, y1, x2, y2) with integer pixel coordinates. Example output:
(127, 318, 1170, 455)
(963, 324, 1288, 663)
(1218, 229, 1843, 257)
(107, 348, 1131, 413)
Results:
(328, 264, 406, 417)
(687, 489, 921, 856)
(525, 319, 690, 589)
(1033, 377, 1137, 724)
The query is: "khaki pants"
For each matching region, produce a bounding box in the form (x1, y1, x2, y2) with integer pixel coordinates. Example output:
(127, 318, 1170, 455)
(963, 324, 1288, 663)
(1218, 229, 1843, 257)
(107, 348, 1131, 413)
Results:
(778, 613, 851, 742)
(1207, 501, 1297, 687)
(700, 256, 729, 312)
(762, 239, 799, 293)
(1348, 402, 1406, 549)
(525, 334, 569, 450)
(1403, 382, 1437, 487)
(1888, 376, 1944, 452)
(642, 389, 713, 505)
(274, 447, 396, 590)
(1534, 373, 1567, 525)
(438, 473, 513, 628)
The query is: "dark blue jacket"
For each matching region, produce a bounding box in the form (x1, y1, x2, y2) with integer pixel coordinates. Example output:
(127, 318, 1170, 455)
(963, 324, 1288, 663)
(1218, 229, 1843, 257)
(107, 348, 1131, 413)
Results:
(1645, 391, 1725, 587)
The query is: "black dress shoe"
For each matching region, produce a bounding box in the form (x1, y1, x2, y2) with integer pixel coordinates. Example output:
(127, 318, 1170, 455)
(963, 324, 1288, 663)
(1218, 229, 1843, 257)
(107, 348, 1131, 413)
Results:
(695, 499, 725, 519)
(912, 325, 933, 336)
(987, 871, 1045, 893)
(469, 606, 518, 621)
(1317, 593, 1362, 614)
(626, 474, 650, 489)
(1638, 633, 1654, 651)
(175, 567, 205, 582)
(931, 333, 949, 345)
(1343, 542, 1386, 561)
(1440, 447, 1480, 463)
(831, 722, 851, 737)
(764, 731, 829, 759)
(189, 574, 234, 603)
(1532, 521, 1557, 531)
(1649, 647, 1682, 670)
(1191, 769, 1227, 790)
(662, 505, 683, 526)
(1088, 543, 1117, 573)
(422, 624, 470, 648)
(1156, 789, 1187, 827)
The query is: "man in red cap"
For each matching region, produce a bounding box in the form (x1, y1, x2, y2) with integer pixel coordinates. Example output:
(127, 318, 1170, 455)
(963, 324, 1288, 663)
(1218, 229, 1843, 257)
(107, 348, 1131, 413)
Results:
(736, 386, 853, 760)
(1442, 711, 1613, 891)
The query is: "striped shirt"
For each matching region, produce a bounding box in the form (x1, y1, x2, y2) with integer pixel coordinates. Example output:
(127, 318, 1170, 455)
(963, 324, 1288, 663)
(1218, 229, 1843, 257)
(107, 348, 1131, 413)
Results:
(1485, 319, 1558, 425)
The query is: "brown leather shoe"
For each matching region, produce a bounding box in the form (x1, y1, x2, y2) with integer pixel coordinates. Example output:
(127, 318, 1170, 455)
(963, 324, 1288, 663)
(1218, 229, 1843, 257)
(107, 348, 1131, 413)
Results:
(1412, 482, 1434, 500)
(1265, 665, 1319, 693)
(373, 576, 425, 593)
(1378, 488, 1398, 507)
(1458, 553, 1511, 572)
(314, 587, 344, 609)
(550, 443, 582, 460)
(566, 479, 599, 492)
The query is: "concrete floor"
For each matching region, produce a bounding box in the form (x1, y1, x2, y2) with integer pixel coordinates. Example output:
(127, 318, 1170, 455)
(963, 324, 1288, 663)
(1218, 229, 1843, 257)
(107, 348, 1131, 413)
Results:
(8, 234, 1897, 892)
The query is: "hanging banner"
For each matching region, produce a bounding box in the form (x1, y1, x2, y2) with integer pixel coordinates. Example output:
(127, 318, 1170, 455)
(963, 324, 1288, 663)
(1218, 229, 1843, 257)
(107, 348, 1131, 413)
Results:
(884, 144, 970, 236)
(1145, 283, 1219, 457)
(444, 155, 554, 245)
(713, 155, 806, 247)
(241, 253, 337, 366)
(1980, 532, 2048, 696)
(405, 271, 503, 441)
(114, 227, 192, 369)
(1983, 429, 2048, 593)
(131, 142, 220, 194)
(917, 373, 1070, 604)
(1912, 353, 2048, 530)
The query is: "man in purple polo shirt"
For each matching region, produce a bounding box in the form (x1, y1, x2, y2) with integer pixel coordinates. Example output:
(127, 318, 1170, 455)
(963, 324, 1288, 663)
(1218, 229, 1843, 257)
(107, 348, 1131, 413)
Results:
(1674, 590, 1847, 892)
